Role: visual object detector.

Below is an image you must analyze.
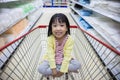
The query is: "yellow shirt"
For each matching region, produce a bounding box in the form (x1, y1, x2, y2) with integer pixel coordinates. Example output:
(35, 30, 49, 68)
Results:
(43, 35, 74, 73)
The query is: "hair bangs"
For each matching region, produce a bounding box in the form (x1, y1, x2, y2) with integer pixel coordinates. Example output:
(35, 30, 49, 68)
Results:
(52, 16, 66, 24)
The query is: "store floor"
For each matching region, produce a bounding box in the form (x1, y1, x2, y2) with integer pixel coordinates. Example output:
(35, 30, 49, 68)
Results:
(34, 7, 77, 28)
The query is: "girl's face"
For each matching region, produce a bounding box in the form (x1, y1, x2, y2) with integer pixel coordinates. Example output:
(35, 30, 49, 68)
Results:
(52, 20, 67, 40)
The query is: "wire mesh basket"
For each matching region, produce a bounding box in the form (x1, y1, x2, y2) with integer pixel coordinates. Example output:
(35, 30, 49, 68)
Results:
(0, 25, 120, 80)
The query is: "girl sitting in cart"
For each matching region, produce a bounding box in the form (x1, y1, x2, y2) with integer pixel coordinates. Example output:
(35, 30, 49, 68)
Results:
(38, 13, 80, 79)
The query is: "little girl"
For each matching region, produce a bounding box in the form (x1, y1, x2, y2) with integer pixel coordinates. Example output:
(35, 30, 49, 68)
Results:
(38, 13, 80, 79)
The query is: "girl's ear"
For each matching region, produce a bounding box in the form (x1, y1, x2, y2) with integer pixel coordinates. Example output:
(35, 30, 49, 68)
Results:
(66, 30, 68, 34)
(66, 29, 68, 32)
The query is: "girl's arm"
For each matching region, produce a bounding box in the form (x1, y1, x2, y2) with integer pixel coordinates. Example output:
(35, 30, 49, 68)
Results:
(60, 37, 74, 73)
(47, 37, 59, 77)
(47, 37, 56, 69)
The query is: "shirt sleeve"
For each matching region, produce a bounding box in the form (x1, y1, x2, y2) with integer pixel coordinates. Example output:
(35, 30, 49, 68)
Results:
(60, 36, 74, 73)
(47, 36, 56, 69)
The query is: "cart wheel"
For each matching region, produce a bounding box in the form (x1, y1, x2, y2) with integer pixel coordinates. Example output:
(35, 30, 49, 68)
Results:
(46, 77, 49, 80)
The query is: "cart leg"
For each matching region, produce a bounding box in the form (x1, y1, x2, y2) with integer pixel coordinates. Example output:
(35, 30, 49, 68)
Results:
(69, 73, 75, 80)
(65, 73, 68, 80)
(46, 77, 49, 80)
(40, 75, 49, 80)
(40, 75, 44, 80)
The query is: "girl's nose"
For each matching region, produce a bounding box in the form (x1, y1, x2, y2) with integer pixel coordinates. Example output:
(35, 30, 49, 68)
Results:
(56, 26, 61, 30)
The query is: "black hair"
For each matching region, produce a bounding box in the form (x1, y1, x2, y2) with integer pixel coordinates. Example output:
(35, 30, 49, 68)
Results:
(48, 13, 70, 36)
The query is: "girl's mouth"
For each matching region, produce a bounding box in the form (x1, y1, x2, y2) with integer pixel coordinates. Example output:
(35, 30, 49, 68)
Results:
(55, 32, 62, 35)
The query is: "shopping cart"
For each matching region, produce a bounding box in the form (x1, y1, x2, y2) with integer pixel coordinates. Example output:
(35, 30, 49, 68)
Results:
(0, 25, 120, 80)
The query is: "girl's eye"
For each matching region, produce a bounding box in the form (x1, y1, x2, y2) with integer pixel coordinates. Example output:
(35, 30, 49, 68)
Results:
(53, 25, 57, 27)
(60, 25, 64, 27)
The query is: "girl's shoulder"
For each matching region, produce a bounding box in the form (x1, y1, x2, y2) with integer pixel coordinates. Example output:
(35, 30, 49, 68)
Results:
(47, 35, 54, 39)
(68, 35, 74, 40)
(47, 35, 55, 42)
(66, 35, 74, 44)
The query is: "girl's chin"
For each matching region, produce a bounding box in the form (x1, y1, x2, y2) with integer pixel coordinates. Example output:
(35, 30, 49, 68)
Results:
(55, 34, 66, 39)
(55, 35, 63, 39)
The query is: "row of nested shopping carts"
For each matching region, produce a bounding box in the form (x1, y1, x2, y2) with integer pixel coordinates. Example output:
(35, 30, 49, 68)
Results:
(0, 25, 120, 80)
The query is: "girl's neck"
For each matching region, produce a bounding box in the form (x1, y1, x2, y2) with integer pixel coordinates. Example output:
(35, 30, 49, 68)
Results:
(55, 34, 67, 43)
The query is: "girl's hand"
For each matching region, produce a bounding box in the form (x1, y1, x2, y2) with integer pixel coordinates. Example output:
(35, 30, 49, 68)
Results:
(52, 68, 57, 76)
(52, 68, 64, 78)
(55, 71, 64, 77)
(53, 71, 64, 77)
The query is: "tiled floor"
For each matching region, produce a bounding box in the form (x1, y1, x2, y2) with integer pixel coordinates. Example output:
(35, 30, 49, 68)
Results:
(34, 7, 77, 28)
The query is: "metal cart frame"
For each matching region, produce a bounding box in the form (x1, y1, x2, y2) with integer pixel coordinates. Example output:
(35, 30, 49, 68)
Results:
(0, 25, 120, 80)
